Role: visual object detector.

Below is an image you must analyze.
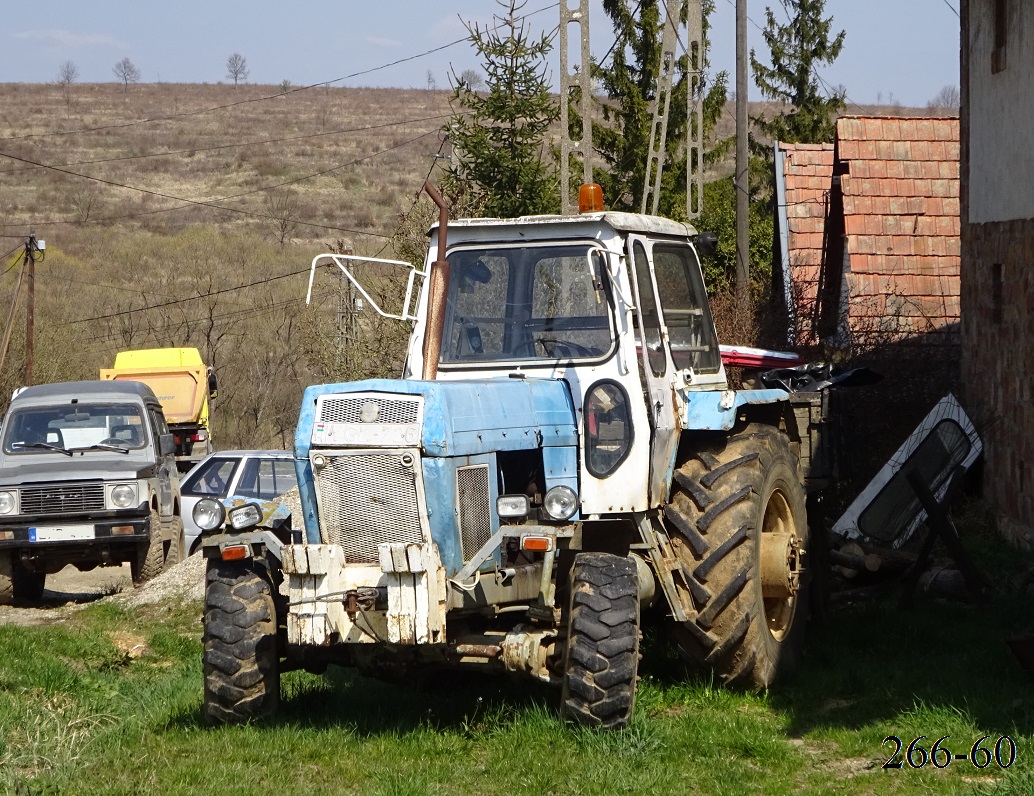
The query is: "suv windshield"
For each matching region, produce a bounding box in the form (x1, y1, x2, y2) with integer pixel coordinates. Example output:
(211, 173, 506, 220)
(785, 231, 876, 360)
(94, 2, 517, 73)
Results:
(440, 243, 614, 365)
(3, 403, 148, 454)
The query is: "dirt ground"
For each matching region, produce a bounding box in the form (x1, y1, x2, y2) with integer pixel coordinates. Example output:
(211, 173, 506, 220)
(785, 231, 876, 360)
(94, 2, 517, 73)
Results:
(0, 555, 205, 627)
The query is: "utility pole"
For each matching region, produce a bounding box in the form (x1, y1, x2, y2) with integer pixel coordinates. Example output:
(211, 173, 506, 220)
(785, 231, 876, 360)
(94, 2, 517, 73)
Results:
(735, 0, 750, 301)
(0, 235, 42, 381)
(559, 0, 592, 214)
(25, 234, 41, 386)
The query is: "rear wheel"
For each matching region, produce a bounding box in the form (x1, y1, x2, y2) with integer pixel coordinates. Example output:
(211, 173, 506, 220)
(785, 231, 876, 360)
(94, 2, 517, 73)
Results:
(12, 564, 45, 601)
(0, 552, 13, 605)
(664, 424, 809, 688)
(560, 552, 640, 729)
(203, 559, 280, 724)
(131, 507, 166, 585)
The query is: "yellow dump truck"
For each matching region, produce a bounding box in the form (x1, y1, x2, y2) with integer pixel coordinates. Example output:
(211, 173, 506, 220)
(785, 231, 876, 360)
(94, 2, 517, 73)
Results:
(100, 347, 217, 472)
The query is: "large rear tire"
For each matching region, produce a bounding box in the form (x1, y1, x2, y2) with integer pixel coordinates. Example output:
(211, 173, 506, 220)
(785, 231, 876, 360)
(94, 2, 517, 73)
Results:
(664, 424, 809, 689)
(560, 552, 640, 729)
(0, 552, 13, 606)
(203, 559, 280, 724)
(131, 507, 166, 585)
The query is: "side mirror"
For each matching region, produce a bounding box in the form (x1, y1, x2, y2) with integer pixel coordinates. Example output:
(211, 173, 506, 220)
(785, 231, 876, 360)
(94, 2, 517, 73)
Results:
(159, 433, 176, 457)
(694, 231, 718, 256)
(207, 369, 218, 400)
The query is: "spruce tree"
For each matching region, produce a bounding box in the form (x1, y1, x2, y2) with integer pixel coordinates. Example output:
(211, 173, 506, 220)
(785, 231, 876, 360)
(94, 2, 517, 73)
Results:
(750, 0, 846, 145)
(444, 0, 560, 218)
(592, 0, 728, 217)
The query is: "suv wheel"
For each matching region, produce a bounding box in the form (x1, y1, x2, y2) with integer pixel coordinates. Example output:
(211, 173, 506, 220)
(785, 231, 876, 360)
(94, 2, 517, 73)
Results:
(132, 507, 166, 585)
(0, 552, 13, 606)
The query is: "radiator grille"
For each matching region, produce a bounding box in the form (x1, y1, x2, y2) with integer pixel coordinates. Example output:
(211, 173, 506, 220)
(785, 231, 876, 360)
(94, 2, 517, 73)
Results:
(314, 452, 423, 563)
(20, 483, 105, 515)
(456, 465, 492, 559)
(318, 395, 421, 425)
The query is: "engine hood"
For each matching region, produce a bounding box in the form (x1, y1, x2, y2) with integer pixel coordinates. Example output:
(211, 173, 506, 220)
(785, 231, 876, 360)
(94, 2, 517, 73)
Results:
(296, 377, 578, 458)
(0, 455, 157, 486)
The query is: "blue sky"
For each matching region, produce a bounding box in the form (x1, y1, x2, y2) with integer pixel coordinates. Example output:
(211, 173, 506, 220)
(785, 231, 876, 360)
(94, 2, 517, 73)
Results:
(2, 1, 960, 107)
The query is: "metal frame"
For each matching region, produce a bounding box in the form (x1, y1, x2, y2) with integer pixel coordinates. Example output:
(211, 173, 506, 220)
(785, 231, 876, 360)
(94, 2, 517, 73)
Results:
(306, 254, 425, 322)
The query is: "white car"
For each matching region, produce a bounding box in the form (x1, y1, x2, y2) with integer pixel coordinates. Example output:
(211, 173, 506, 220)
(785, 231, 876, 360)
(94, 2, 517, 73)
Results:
(180, 450, 297, 554)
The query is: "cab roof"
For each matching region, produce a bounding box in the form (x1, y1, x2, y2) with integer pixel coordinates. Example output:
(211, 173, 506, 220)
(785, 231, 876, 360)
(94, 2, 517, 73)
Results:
(431, 211, 699, 241)
(11, 380, 161, 406)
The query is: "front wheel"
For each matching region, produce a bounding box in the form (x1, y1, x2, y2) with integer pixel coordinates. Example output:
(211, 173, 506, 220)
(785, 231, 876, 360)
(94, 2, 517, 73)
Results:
(131, 508, 165, 585)
(0, 552, 13, 606)
(203, 559, 280, 724)
(560, 552, 640, 729)
(13, 564, 45, 601)
(665, 424, 809, 689)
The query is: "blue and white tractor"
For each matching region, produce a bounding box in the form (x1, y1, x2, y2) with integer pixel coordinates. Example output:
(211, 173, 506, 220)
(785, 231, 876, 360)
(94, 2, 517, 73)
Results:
(198, 186, 832, 729)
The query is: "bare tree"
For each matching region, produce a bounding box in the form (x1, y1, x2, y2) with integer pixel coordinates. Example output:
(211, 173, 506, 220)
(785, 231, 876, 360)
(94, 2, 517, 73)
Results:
(112, 57, 141, 90)
(57, 60, 79, 86)
(426, 69, 437, 91)
(226, 52, 249, 87)
(457, 68, 484, 91)
(57, 60, 79, 113)
(928, 84, 961, 113)
(264, 188, 298, 246)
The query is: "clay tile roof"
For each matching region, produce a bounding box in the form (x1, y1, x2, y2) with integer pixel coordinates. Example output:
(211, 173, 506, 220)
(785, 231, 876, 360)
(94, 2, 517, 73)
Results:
(833, 116, 960, 339)
(777, 141, 834, 332)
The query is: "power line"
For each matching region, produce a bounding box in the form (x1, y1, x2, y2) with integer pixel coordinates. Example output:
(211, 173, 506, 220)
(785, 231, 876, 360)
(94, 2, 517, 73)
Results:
(81, 295, 309, 346)
(65, 265, 319, 326)
(0, 130, 438, 235)
(1, 2, 561, 145)
(720, 0, 863, 110)
(0, 113, 450, 176)
(938, 0, 960, 19)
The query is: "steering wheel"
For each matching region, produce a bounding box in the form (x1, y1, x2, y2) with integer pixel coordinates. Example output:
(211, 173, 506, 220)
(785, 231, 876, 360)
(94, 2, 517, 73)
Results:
(512, 337, 598, 358)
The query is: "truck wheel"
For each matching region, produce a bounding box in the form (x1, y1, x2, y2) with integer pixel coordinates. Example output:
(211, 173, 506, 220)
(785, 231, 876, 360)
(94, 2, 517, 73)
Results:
(13, 565, 45, 601)
(664, 424, 809, 689)
(560, 552, 640, 729)
(0, 552, 13, 606)
(132, 508, 166, 585)
(203, 559, 280, 724)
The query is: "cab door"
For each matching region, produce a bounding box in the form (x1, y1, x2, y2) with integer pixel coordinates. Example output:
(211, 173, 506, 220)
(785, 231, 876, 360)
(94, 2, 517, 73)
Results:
(148, 407, 176, 516)
(627, 236, 679, 505)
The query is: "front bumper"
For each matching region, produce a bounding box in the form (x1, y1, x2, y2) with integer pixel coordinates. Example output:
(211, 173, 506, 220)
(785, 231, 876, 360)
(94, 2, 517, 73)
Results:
(0, 511, 152, 549)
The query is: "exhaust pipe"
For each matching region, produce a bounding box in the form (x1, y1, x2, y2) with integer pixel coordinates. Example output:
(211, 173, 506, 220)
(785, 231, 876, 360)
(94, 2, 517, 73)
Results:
(422, 181, 450, 381)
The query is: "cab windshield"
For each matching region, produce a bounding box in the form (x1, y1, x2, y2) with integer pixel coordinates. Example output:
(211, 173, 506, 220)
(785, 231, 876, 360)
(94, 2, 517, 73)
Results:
(3, 404, 148, 454)
(440, 243, 614, 366)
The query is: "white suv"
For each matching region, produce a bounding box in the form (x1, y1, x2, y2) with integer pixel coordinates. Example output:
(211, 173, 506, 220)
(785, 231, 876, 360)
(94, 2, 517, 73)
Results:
(180, 450, 297, 554)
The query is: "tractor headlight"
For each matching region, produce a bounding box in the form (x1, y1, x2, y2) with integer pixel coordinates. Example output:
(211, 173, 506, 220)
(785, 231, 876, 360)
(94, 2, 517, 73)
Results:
(110, 484, 137, 508)
(193, 498, 226, 532)
(228, 503, 263, 531)
(543, 486, 578, 520)
(497, 494, 530, 520)
(0, 490, 17, 515)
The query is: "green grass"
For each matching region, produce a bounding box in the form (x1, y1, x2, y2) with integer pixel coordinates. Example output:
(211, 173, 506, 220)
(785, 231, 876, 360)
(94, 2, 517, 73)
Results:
(2, 536, 1032, 795)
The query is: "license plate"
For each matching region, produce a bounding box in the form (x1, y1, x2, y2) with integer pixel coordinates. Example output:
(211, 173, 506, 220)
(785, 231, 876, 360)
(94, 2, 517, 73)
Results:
(28, 525, 96, 542)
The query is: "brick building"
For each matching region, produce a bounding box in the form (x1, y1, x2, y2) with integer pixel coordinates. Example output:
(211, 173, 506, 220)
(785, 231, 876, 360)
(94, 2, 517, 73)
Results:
(961, 0, 1034, 544)
(775, 117, 961, 355)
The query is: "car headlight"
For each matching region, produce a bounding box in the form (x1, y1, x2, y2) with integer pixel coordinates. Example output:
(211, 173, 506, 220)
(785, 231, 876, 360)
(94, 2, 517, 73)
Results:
(228, 503, 263, 530)
(110, 484, 137, 508)
(543, 485, 578, 520)
(0, 491, 17, 515)
(192, 498, 226, 532)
